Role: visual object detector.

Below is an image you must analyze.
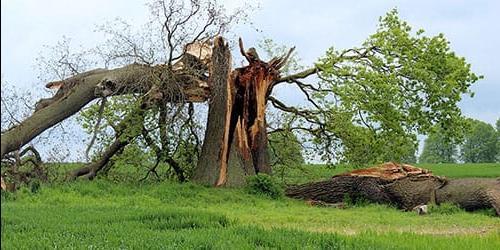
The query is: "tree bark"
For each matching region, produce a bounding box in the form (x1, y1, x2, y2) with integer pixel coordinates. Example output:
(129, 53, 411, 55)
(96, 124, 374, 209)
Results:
(1, 64, 209, 159)
(285, 163, 500, 215)
(67, 136, 129, 180)
(191, 37, 236, 186)
(436, 178, 500, 215)
(192, 37, 291, 187)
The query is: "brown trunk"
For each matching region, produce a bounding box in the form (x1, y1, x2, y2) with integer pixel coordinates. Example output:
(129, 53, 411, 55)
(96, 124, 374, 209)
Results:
(193, 37, 292, 187)
(191, 37, 235, 186)
(436, 178, 500, 215)
(285, 163, 500, 215)
(1, 64, 209, 159)
(67, 137, 129, 180)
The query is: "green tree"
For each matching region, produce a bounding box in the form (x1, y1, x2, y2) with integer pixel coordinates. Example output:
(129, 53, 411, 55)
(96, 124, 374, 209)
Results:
(496, 118, 500, 162)
(268, 130, 305, 181)
(460, 119, 497, 163)
(419, 127, 457, 163)
(286, 9, 480, 165)
(268, 130, 304, 167)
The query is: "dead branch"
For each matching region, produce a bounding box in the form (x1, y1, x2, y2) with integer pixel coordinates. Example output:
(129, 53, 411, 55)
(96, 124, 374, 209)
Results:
(85, 97, 108, 161)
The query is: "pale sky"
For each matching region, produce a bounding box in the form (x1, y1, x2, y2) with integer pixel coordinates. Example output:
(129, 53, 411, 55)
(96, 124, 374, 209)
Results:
(1, 0, 499, 162)
(2, 0, 499, 125)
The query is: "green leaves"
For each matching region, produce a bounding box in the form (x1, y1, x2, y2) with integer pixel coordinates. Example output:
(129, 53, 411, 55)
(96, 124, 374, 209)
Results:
(460, 119, 498, 163)
(419, 126, 458, 163)
(313, 9, 480, 164)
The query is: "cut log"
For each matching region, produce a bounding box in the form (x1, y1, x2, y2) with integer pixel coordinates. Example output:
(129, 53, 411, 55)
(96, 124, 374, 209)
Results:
(286, 162, 500, 215)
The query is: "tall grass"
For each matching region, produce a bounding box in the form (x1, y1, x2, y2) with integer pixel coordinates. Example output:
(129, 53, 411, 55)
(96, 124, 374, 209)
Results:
(2, 179, 499, 249)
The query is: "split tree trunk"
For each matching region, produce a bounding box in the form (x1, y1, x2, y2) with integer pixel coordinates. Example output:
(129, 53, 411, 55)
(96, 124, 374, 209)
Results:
(192, 37, 292, 187)
(286, 163, 500, 215)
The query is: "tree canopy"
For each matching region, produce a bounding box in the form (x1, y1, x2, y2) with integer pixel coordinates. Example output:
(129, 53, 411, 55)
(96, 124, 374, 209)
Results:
(275, 9, 480, 165)
(460, 119, 498, 163)
(419, 127, 457, 163)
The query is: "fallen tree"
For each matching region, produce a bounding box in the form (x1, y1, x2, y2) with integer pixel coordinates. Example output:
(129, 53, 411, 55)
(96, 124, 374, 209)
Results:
(0, 63, 209, 159)
(1, 8, 483, 187)
(286, 162, 500, 215)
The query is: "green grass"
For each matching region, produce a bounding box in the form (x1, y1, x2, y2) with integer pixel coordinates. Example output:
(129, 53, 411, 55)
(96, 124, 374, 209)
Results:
(45, 162, 500, 185)
(417, 163, 500, 178)
(1, 163, 499, 249)
(2, 178, 500, 249)
(279, 163, 500, 184)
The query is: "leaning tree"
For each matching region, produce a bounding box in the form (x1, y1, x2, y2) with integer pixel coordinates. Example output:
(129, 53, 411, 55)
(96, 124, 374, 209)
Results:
(2, 4, 481, 189)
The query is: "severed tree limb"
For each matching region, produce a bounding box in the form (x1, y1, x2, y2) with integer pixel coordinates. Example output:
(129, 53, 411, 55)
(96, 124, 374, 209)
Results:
(1, 63, 210, 159)
(436, 178, 500, 215)
(287, 176, 500, 216)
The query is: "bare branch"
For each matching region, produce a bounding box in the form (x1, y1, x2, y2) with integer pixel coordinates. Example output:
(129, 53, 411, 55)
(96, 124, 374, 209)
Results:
(275, 67, 319, 84)
(238, 37, 252, 63)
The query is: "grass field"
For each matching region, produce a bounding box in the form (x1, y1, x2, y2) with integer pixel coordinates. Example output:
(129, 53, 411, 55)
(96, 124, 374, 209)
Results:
(280, 163, 500, 184)
(1, 163, 499, 249)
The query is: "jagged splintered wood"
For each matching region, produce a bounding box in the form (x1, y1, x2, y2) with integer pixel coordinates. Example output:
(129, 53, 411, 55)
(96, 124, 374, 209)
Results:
(193, 37, 293, 187)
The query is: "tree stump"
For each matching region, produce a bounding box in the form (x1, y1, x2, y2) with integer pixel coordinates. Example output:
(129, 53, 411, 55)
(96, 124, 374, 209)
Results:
(193, 37, 294, 187)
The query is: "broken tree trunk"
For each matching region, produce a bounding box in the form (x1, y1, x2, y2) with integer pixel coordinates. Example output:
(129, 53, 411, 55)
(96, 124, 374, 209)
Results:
(286, 162, 500, 215)
(1, 63, 210, 159)
(192, 37, 294, 187)
(436, 178, 500, 215)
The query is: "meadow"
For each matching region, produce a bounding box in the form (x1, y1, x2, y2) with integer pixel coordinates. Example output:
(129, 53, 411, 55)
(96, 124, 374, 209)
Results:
(1, 163, 499, 249)
(278, 163, 500, 184)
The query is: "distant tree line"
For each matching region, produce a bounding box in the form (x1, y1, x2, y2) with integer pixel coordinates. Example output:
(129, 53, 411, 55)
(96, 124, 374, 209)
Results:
(419, 118, 500, 163)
